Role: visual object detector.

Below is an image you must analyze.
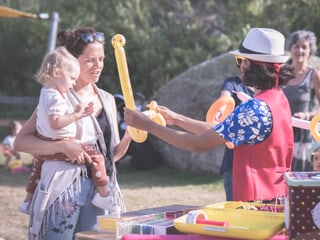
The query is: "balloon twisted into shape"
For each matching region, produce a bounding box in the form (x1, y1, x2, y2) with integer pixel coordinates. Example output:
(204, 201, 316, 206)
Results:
(206, 96, 235, 149)
(206, 96, 235, 123)
(310, 114, 320, 142)
(112, 34, 165, 143)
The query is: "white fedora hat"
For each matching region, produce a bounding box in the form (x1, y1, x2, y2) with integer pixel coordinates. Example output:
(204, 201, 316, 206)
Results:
(230, 28, 289, 63)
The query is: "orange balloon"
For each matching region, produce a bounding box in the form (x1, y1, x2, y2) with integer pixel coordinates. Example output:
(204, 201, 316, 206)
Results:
(206, 96, 235, 149)
(310, 114, 320, 143)
(206, 96, 235, 123)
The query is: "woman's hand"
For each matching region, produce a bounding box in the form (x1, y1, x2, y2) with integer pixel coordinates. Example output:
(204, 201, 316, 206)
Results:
(294, 112, 309, 120)
(124, 104, 178, 130)
(124, 107, 151, 131)
(62, 141, 92, 165)
(144, 103, 176, 126)
(156, 105, 177, 126)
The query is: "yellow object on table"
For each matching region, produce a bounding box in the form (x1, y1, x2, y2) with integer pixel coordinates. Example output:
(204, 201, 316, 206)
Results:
(174, 201, 285, 239)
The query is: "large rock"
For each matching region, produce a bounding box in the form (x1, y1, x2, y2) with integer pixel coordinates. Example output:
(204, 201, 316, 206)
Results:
(150, 53, 239, 174)
(150, 53, 320, 174)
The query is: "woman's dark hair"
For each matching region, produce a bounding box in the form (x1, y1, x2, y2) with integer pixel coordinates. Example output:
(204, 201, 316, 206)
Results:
(57, 27, 104, 58)
(243, 61, 295, 90)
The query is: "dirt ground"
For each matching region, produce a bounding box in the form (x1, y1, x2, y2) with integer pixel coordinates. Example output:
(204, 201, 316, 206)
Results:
(0, 152, 224, 240)
(0, 185, 224, 240)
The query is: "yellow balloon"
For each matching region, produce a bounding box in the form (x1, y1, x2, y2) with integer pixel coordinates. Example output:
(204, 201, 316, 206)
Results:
(112, 34, 148, 143)
(310, 114, 320, 142)
(112, 34, 166, 143)
(127, 127, 148, 143)
(148, 101, 166, 126)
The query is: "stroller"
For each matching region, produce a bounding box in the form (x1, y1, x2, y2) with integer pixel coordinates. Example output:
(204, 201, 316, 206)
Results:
(114, 93, 163, 170)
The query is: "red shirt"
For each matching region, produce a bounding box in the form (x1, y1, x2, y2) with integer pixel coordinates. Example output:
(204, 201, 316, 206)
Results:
(233, 88, 293, 201)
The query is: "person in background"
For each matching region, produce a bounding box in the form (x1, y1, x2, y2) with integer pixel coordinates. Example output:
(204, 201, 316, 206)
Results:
(2, 120, 22, 169)
(283, 30, 320, 172)
(14, 27, 132, 240)
(124, 28, 295, 203)
(310, 141, 320, 171)
(217, 64, 254, 201)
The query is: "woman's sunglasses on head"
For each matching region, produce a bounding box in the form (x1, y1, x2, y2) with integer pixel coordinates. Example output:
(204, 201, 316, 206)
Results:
(235, 55, 246, 66)
(80, 32, 105, 44)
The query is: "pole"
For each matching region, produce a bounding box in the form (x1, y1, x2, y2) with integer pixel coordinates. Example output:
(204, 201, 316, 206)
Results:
(47, 11, 59, 52)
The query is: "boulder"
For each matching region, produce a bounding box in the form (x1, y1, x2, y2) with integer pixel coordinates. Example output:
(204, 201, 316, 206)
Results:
(150, 53, 238, 174)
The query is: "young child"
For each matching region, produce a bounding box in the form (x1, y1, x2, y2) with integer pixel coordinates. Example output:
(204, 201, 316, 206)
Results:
(20, 46, 111, 214)
(2, 120, 22, 169)
(311, 141, 320, 171)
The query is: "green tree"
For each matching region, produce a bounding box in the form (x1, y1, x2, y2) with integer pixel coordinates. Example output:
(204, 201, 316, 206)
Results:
(1, 0, 320, 101)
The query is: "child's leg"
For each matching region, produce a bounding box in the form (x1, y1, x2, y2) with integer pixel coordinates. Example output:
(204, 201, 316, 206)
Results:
(2, 145, 11, 169)
(19, 156, 43, 214)
(26, 156, 43, 194)
(4, 154, 12, 169)
(81, 144, 108, 197)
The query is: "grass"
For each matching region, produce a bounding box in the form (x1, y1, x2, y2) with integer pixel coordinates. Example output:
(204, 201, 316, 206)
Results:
(0, 149, 225, 240)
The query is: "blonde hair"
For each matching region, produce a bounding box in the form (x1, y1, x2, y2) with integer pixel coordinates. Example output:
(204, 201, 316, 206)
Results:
(35, 46, 79, 85)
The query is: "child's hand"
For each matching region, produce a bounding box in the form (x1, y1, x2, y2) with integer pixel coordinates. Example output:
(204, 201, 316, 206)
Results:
(74, 102, 94, 120)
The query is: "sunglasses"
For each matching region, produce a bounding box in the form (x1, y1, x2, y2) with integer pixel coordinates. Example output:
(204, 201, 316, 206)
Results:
(235, 55, 246, 66)
(80, 32, 105, 44)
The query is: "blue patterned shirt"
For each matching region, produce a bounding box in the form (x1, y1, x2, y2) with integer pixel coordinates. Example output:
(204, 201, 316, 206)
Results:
(214, 98, 273, 146)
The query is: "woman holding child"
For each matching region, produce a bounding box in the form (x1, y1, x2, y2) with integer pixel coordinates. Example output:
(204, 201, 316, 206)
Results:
(14, 27, 132, 240)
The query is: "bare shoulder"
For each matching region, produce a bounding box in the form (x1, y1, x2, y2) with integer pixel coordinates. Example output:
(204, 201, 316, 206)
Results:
(311, 68, 320, 94)
(312, 67, 320, 78)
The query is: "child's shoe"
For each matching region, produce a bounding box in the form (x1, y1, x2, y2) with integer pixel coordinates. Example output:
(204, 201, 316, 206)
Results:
(91, 192, 121, 217)
(19, 200, 31, 215)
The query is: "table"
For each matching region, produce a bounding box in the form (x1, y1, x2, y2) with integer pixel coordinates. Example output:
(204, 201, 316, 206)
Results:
(75, 231, 289, 240)
(121, 234, 288, 240)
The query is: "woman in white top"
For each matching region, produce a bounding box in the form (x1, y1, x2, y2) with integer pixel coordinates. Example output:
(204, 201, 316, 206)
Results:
(14, 27, 132, 240)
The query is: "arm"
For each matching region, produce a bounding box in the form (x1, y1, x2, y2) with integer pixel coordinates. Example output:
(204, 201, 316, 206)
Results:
(49, 102, 94, 130)
(295, 69, 320, 120)
(124, 107, 226, 153)
(220, 90, 232, 98)
(14, 110, 91, 164)
(311, 69, 320, 118)
(113, 129, 132, 162)
(157, 105, 215, 135)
